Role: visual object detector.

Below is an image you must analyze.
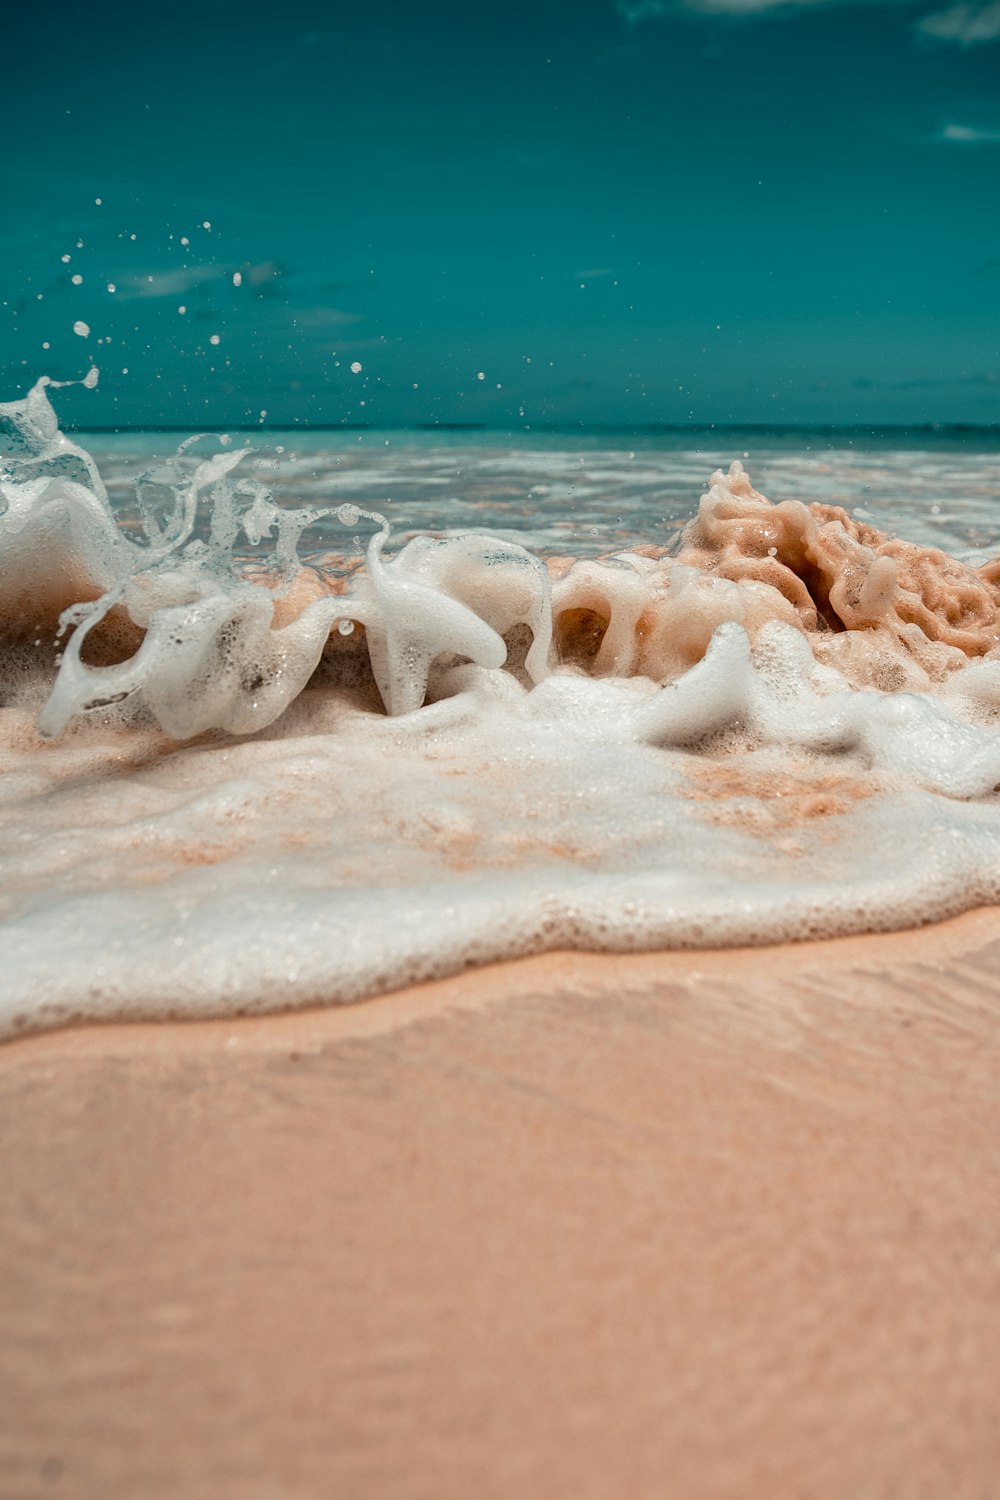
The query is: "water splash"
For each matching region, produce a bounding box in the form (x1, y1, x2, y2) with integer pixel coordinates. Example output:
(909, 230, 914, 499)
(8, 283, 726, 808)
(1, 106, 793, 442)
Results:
(4, 380, 1000, 1038)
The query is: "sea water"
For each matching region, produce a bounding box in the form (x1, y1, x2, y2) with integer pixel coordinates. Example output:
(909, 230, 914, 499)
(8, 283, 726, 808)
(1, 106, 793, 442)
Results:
(3, 378, 1000, 1037)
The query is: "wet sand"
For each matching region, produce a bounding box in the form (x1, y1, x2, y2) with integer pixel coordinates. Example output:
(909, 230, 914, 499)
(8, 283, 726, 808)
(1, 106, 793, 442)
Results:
(3, 914, 1000, 1500)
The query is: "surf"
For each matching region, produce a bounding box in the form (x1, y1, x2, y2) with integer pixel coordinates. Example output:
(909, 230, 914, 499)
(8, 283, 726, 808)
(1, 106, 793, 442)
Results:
(3, 376, 1000, 1038)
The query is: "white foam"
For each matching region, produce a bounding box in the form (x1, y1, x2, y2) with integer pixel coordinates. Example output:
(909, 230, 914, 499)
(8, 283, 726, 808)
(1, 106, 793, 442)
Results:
(3, 379, 1000, 1038)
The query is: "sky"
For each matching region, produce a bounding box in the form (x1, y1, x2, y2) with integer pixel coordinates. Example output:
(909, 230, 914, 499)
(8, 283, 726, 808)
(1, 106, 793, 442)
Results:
(2, 0, 999, 429)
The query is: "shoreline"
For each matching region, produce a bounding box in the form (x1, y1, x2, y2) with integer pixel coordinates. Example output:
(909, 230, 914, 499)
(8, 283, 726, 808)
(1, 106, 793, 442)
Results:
(3, 910, 1000, 1498)
(8, 901, 1000, 1056)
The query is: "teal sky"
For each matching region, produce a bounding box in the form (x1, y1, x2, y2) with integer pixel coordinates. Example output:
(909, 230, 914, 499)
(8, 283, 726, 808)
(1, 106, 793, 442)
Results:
(3, 0, 999, 428)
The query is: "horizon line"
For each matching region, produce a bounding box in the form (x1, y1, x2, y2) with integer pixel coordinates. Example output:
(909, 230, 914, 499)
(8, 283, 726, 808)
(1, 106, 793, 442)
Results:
(66, 420, 1000, 436)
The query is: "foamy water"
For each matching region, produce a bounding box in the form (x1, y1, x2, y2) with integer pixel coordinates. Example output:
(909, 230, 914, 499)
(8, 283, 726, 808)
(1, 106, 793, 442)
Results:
(3, 379, 1000, 1037)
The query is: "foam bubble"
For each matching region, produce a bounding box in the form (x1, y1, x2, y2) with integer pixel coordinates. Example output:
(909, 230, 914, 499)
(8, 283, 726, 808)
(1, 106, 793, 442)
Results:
(3, 390, 1000, 1037)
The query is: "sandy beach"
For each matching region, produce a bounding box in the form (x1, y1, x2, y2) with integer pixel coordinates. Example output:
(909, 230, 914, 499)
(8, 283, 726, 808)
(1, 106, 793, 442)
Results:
(2, 913, 1000, 1500)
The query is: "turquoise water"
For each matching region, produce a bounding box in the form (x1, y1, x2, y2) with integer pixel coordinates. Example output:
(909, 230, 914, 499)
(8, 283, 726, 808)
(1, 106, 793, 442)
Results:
(84, 428, 1000, 563)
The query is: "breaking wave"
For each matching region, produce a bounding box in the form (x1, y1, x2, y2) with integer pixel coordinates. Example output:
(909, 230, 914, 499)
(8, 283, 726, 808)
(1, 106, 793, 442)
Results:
(3, 377, 1000, 1037)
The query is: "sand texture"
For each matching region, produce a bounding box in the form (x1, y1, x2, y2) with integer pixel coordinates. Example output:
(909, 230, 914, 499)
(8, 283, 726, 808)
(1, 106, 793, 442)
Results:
(3, 913, 1000, 1500)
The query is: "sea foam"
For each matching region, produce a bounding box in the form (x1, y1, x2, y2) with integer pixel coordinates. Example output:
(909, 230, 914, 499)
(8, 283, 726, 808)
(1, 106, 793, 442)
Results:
(2, 379, 1000, 1037)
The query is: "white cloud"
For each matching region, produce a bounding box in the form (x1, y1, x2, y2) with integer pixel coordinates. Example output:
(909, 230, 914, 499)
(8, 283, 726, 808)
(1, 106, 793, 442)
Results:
(615, 0, 1000, 34)
(939, 121, 1000, 140)
(294, 307, 363, 329)
(116, 266, 220, 300)
(685, 0, 843, 10)
(111, 260, 288, 303)
(917, 0, 1000, 41)
(615, 0, 892, 20)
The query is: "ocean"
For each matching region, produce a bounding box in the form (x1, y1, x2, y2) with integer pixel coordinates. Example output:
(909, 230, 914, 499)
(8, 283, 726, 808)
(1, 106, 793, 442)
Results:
(3, 379, 1000, 1037)
(91, 423, 1000, 563)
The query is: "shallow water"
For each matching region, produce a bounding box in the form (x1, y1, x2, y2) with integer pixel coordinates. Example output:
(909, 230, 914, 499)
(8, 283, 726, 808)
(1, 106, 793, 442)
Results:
(3, 382, 1000, 1037)
(90, 427, 1000, 564)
